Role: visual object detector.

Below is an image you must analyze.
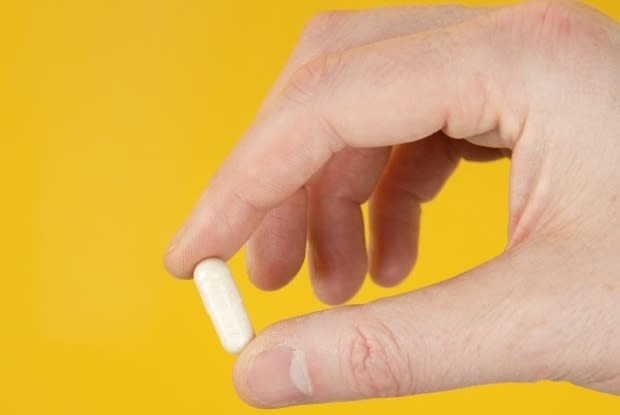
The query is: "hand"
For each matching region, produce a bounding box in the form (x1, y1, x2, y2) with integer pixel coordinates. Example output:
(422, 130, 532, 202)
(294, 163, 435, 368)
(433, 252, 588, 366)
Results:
(164, 0, 620, 406)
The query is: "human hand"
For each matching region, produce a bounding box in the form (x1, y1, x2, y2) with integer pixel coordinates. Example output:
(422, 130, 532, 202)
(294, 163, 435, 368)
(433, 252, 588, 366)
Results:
(165, 0, 620, 406)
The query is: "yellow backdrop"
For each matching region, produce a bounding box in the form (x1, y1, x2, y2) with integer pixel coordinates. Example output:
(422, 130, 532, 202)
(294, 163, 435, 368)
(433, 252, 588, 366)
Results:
(4, 0, 620, 413)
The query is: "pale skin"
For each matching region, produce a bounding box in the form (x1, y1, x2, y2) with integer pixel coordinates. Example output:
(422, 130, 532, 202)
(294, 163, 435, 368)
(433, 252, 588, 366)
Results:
(165, 0, 620, 407)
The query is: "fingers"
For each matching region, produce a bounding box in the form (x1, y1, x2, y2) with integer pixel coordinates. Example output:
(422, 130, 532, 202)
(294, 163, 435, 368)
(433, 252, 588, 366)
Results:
(245, 188, 307, 291)
(164, 8, 527, 277)
(164, 6, 493, 278)
(307, 197, 367, 305)
(247, 138, 504, 294)
(369, 136, 505, 286)
(242, 5, 490, 290)
(233, 244, 565, 407)
(307, 148, 390, 304)
(369, 134, 459, 286)
(242, 6, 489, 292)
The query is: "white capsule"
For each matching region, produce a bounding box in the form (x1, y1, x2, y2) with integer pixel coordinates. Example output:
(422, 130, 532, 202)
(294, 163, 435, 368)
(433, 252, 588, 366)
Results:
(193, 258, 254, 354)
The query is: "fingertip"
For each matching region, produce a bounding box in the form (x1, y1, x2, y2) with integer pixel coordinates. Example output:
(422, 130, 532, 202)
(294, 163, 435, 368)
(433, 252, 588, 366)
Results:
(163, 245, 194, 279)
(245, 190, 308, 291)
(163, 221, 193, 278)
(369, 236, 417, 287)
(307, 196, 370, 305)
(163, 214, 216, 279)
(312, 280, 356, 305)
(369, 254, 415, 288)
(309, 249, 366, 305)
(245, 239, 302, 291)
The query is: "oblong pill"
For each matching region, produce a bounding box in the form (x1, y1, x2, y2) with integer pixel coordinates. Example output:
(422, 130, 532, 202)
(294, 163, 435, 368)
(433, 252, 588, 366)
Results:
(193, 258, 254, 354)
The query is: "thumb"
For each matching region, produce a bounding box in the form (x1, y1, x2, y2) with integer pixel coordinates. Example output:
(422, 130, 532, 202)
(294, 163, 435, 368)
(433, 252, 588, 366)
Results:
(233, 246, 567, 407)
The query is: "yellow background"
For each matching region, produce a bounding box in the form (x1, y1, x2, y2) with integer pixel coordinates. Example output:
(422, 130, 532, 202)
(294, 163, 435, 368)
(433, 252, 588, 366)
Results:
(3, 0, 620, 413)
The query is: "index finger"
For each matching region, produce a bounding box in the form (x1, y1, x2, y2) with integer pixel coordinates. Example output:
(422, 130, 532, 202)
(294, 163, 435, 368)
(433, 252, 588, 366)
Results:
(164, 6, 518, 277)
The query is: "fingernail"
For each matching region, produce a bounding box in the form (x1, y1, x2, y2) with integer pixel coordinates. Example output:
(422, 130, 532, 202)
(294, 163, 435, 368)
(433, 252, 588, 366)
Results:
(246, 347, 312, 405)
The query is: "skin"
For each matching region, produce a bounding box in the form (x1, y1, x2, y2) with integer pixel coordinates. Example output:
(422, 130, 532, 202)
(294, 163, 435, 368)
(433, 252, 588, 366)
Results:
(164, 0, 620, 407)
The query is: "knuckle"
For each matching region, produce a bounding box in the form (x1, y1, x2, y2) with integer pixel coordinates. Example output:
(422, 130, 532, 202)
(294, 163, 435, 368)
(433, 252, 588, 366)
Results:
(524, 0, 589, 39)
(487, 0, 618, 115)
(283, 54, 336, 105)
(339, 318, 414, 398)
(500, 0, 611, 56)
(291, 11, 350, 84)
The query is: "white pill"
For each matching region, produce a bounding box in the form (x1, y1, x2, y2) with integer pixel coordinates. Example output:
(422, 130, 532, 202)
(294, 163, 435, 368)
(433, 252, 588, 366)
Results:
(193, 258, 254, 354)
